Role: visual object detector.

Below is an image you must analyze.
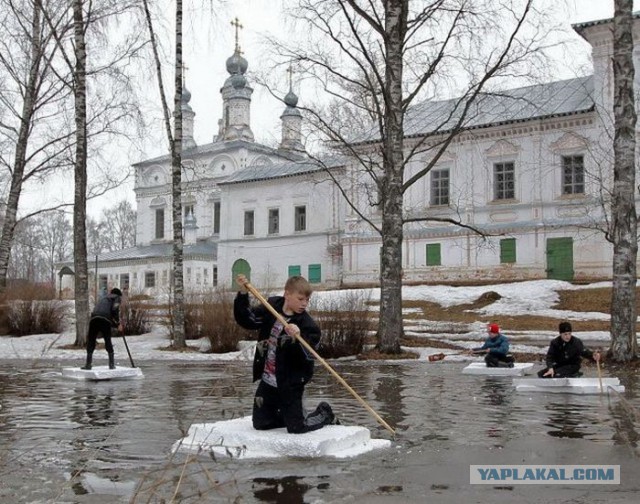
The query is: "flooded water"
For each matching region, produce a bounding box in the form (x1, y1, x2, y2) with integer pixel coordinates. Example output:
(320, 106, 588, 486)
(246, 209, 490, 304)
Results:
(0, 359, 639, 503)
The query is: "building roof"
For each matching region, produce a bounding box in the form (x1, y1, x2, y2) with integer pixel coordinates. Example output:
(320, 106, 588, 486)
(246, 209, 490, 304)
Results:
(86, 241, 217, 265)
(219, 156, 345, 185)
(133, 139, 303, 167)
(352, 76, 595, 144)
(572, 12, 640, 37)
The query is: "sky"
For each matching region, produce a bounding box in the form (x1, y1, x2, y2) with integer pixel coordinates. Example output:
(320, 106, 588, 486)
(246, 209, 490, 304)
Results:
(18, 0, 626, 219)
(1, 278, 615, 363)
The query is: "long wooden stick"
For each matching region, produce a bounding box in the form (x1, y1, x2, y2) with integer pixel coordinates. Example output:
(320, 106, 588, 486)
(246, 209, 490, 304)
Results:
(596, 358, 603, 393)
(244, 282, 395, 435)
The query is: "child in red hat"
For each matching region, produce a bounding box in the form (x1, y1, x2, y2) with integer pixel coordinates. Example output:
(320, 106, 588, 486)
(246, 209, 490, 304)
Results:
(470, 323, 514, 367)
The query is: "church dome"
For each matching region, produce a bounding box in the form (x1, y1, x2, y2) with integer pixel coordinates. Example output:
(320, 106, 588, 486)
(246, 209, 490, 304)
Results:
(284, 89, 298, 107)
(231, 74, 247, 89)
(226, 50, 248, 75)
(181, 85, 192, 103)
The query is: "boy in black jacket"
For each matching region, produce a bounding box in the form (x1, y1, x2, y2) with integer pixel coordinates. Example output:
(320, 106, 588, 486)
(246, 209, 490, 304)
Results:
(234, 274, 336, 434)
(537, 321, 601, 378)
(81, 287, 123, 370)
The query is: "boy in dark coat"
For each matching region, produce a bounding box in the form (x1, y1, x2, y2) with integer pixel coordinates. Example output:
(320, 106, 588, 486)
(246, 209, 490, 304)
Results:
(234, 274, 336, 434)
(537, 321, 601, 378)
(81, 287, 123, 370)
(471, 323, 514, 367)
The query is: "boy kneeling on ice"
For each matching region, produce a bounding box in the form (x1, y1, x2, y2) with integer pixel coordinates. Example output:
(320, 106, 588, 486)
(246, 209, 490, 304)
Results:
(469, 323, 514, 368)
(537, 321, 601, 378)
(234, 274, 337, 433)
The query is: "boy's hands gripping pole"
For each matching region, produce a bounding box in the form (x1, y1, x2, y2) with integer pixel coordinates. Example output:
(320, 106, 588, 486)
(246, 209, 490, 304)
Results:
(241, 279, 396, 436)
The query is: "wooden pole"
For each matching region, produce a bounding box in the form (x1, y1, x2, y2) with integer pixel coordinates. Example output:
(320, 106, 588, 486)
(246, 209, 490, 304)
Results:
(596, 358, 603, 393)
(244, 282, 395, 435)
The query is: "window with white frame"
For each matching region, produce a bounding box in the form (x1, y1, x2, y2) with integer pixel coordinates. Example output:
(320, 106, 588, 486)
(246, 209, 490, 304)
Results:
(213, 201, 221, 234)
(562, 155, 585, 195)
(268, 208, 280, 234)
(155, 208, 165, 239)
(430, 168, 450, 206)
(244, 210, 254, 236)
(494, 162, 515, 200)
(145, 271, 156, 288)
(294, 205, 306, 232)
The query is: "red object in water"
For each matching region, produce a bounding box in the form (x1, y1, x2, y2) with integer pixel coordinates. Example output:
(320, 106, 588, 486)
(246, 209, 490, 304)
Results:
(428, 353, 446, 362)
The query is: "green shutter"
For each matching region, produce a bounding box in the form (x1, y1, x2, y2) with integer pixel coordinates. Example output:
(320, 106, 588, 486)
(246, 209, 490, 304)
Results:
(426, 244, 441, 266)
(288, 265, 301, 277)
(500, 238, 516, 264)
(308, 264, 321, 283)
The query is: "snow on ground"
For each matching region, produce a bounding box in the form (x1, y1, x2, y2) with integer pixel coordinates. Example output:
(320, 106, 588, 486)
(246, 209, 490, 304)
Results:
(0, 280, 611, 363)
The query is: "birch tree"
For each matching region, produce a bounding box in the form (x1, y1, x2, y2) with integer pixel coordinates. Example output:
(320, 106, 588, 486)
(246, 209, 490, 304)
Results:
(275, 0, 555, 353)
(610, 0, 637, 362)
(37, 0, 146, 345)
(142, 0, 186, 348)
(69, 0, 90, 346)
(0, 0, 73, 291)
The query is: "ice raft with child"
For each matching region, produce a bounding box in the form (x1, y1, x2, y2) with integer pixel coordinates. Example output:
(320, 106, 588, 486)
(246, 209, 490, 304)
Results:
(513, 377, 625, 394)
(462, 362, 535, 376)
(62, 366, 144, 381)
(173, 416, 391, 459)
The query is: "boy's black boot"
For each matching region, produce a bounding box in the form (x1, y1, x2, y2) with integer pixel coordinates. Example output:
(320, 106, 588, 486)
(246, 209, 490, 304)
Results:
(81, 353, 92, 370)
(108, 352, 116, 370)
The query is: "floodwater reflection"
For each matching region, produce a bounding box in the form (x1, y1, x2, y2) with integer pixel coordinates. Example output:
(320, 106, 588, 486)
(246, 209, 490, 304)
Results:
(0, 359, 638, 503)
(252, 476, 312, 504)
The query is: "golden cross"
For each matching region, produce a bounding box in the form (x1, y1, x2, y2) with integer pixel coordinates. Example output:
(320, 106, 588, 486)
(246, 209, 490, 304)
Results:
(231, 17, 243, 52)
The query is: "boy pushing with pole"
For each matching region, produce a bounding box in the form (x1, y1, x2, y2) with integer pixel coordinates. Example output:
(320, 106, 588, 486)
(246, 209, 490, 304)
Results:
(234, 274, 337, 433)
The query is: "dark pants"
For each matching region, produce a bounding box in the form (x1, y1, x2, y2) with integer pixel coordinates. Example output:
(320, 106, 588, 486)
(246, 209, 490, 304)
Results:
(485, 353, 514, 367)
(86, 318, 114, 355)
(252, 380, 333, 434)
(537, 364, 581, 378)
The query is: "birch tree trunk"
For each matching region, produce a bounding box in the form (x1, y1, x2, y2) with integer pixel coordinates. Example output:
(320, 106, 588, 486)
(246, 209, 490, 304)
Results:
(72, 0, 90, 346)
(171, 0, 186, 348)
(0, 1, 43, 291)
(378, 0, 408, 353)
(141, 0, 185, 348)
(610, 0, 638, 362)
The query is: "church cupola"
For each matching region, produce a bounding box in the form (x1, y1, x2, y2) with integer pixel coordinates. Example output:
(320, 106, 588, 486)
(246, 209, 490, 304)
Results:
(219, 18, 254, 142)
(279, 67, 304, 152)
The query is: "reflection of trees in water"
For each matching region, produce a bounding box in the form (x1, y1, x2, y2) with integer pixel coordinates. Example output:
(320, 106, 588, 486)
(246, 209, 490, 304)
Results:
(478, 378, 513, 447)
(607, 367, 640, 452)
(252, 476, 312, 504)
(413, 374, 458, 442)
(168, 363, 251, 435)
(544, 402, 590, 439)
(480, 378, 510, 408)
(609, 398, 640, 453)
(69, 389, 116, 428)
(372, 365, 407, 428)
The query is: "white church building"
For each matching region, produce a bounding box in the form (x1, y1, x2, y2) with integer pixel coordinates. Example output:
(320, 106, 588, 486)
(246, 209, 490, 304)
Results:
(57, 14, 636, 296)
